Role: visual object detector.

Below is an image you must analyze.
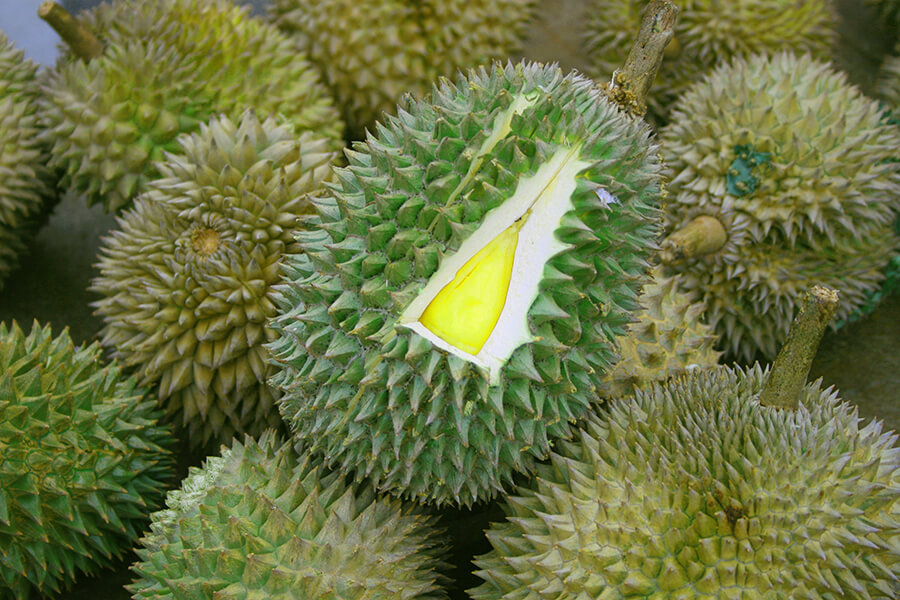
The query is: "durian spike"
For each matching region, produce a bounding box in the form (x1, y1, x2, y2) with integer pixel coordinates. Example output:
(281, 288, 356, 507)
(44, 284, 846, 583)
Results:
(658, 215, 727, 262)
(603, 0, 678, 117)
(759, 285, 839, 410)
(38, 1, 103, 60)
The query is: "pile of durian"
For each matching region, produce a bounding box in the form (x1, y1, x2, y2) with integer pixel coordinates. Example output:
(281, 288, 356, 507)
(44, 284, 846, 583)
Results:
(1, 0, 899, 598)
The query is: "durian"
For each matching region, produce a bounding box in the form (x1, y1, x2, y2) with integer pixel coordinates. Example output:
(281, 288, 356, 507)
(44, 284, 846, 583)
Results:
(470, 363, 900, 599)
(0, 320, 173, 600)
(129, 431, 449, 599)
(658, 52, 900, 362)
(877, 46, 900, 109)
(268, 0, 536, 140)
(0, 33, 54, 289)
(91, 110, 338, 448)
(583, 0, 837, 123)
(598, 266, 720, 400)
(40, 0, 343, 213)
(268, 61, 663, 506)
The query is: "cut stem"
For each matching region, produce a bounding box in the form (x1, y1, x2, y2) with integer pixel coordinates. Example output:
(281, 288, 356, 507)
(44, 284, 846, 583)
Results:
(659, 215, 727, 263)
(604, 0, 679, 117)
(759, 285, 839, 410)
(39, 1, 104, 61)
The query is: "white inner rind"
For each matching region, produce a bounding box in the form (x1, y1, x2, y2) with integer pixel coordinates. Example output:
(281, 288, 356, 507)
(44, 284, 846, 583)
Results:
(400, 145, 591, 384)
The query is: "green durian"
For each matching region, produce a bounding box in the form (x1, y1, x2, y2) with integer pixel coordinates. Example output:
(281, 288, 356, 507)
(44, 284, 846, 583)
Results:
(129, 431, 449, 599)
(598, 266, 720, 400)
(658, 52, 900, 362)
(268, 61, 663, 506)
(0, 33, 54, 289)
(471, 364, 900, 599)
(90, 110, 338, 448)
(0, 320, 173, 600)
(877, 45, 900, 109)
(583, 0, 836, 123)
(268, 0, 536, 140)
(40, 0, 343, 213)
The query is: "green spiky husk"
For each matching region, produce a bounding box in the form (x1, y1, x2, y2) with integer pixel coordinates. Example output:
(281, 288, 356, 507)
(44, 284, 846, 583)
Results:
(0, 321, 173, 600)
(90, 111, 338, 448)
(129, 431, 449, 599)
(40, 0, 343, 213)
(659, 52, 900, 362)
(877, 47, 900, 109)
(471, 364, 900, 599)
(583, 0, 837, 124)
(0, 33, 55, 289)
(267, 61, 663, 507)
(268, 0, 536, 140)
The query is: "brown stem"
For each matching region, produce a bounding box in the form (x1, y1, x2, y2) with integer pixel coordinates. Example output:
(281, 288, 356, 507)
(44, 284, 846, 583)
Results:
(759, 285, 839, 410)
(39, 1, 104, 61)
(603, 0, 679, 117)
(659, 215, 727, 263)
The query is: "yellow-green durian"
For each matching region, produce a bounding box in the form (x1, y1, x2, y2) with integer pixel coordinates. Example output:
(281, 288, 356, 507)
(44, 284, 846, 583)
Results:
(0, 321, 173, 600)
(471, 364, 900, 599)
(0, 33, 54, 289)
(267, 61, 664, 507)
(598, 266, 720, 400)
(129, 431, 449, 600)
(41, 0, 343, 213)
(90, 110, 338, 448)
(268, 0, 536, 140)
(659, 52, 900, 362)
(583, 0, 837, 123)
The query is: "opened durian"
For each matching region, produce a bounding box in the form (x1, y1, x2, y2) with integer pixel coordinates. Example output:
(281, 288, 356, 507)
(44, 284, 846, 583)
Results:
(268, 61, 663, 506)
(0, 321, 172, 600)
(268, 0, 536, 140)
(91, 110, 338, 448)
(471, 363, 900, 599)
(658, 52, 900, 362)
(0, 33, 54, 289)
(40, 0, 342, 213)
(583, 0, 836, 123)
(129, 431, 449, 599)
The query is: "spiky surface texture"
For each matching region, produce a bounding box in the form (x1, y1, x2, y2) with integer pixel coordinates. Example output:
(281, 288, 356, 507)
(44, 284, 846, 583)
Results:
(41, 0, 342, 213)
(598, 266, 720, 400)
(91, 112, 337, 448)
(877, 48, 900, 108)
(0, 321, 172, 600)
(129, 431, 448, 599)
(268, 0, 536, 140)
(268, 61, 663, 506)
(583, 0, 836, 123)
(659, 52, 900, 362)
(471, 364, 900, 599)
(0, 34, 54, 289)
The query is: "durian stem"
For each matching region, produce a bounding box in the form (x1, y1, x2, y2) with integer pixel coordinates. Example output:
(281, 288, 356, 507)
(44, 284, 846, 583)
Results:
(38, 1, 103, 61)
(659, 215, 727, 263)
(604, 0, 679, 117)
(759, 285, 839, 410)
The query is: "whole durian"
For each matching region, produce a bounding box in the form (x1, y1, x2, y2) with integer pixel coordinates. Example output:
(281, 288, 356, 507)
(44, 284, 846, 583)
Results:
(0, 33, 54, 289)
(268, 0, 536, 140)
(598, 266, 720, 400)
(91, 110, 338, 447)
(658, 52, 900, 362)
(583, 0, 836, 122)
(268, 61, 663, 506)
(471, 364, 900, 599)
(129, 431, 449, 599)
(41, 0, 343, 212)
(0, 321, 173, 600)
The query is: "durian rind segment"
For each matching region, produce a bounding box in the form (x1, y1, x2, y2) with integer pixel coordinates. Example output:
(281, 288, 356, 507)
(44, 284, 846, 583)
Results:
(471, 364, 900, 599)
(129, 431, 449, 600)
(268, 62, 663, 506)
(91, 111, 338, 447)
(0, 321, 173, 600)
(41, 0, 342, 212)
(660, 52, 900, 361)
